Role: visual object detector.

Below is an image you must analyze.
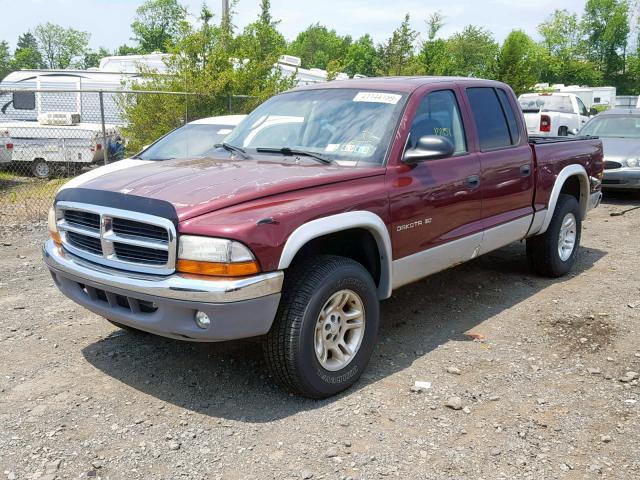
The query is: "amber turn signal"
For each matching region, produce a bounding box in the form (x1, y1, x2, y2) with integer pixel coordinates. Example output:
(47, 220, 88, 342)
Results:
(49, 230, 62, 245)
(176, 259, 260, 277)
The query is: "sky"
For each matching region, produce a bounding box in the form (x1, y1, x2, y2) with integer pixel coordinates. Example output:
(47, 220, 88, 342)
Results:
(0, 0, 589, 51)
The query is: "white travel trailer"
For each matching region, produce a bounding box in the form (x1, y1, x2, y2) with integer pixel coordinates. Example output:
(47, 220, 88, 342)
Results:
(0, 54, 169, 177)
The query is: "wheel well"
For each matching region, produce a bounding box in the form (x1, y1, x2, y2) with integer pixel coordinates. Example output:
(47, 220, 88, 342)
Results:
(289, 228, 381, 287)
(560, 175, 581, 202)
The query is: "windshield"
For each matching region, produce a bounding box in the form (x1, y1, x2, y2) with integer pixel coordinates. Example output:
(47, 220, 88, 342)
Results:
(519, 95, 573, 113)
(138, 123, 236, 160)
(580, 115, 640, 139)
(224, 88, 408, 165)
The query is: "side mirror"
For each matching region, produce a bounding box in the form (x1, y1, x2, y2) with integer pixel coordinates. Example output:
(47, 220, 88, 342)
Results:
(589, 108, 598, 116)
(142, 144, 150, 151)
(403, 135, 455, 164)
(568, 128, 578, 136)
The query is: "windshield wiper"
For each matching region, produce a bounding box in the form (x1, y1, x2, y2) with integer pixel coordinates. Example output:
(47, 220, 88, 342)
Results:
(256, 147, 333, 165)
(215, 142, 251, 160)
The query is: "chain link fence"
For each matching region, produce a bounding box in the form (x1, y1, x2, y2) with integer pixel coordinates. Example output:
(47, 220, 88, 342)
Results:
(0, 89, 256, 223)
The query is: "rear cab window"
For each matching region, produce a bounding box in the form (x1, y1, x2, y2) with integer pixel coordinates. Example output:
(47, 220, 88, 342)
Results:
(467, 87, 520, 151)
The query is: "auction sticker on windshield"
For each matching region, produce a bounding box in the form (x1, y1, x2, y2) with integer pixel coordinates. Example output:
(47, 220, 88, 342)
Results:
(353, 92, 402, 104)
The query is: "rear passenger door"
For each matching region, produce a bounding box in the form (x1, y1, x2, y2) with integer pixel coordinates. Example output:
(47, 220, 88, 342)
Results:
(463, 86, 535, 254)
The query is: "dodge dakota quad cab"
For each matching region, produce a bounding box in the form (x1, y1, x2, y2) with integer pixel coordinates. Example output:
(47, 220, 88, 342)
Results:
(43, 77, 604, 398)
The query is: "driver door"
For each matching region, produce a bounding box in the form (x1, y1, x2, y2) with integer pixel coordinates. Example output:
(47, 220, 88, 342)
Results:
(389, 88, 483, 288)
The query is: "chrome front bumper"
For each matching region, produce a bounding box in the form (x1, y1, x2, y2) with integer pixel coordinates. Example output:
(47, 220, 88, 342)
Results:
(43, 239, 283, 303)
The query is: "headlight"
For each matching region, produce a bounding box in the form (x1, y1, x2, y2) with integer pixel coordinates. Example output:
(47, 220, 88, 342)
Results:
(177, 236, 259, 276)
(625, 158, 639, 168)
(48, 207, 61, 245)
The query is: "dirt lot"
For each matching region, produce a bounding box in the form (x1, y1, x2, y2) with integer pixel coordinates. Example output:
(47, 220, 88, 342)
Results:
(1, 193, 639, 480)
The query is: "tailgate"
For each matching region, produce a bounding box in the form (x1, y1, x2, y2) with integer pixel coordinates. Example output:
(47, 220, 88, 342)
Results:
(522, 112, 541, 134)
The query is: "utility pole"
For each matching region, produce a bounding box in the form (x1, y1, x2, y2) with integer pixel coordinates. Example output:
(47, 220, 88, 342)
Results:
(221, 0, 229, 23)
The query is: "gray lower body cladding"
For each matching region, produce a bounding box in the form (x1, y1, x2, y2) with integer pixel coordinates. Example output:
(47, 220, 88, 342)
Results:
(49, 266, 281, 342)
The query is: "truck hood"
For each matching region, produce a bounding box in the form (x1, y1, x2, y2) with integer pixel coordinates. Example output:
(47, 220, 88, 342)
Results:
(75, 156, 385, 221)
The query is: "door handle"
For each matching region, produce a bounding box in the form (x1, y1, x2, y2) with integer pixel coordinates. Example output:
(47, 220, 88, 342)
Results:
(465, 175, 480, 189)
(520, 164, 532, 177)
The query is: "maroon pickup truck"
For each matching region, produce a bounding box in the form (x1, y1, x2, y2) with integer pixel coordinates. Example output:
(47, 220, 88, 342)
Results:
(44, 77, 604, 398)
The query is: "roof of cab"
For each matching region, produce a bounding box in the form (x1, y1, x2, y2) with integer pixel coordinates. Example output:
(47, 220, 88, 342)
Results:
(597, 108, 640, 116)
(288, 76, 508, 94)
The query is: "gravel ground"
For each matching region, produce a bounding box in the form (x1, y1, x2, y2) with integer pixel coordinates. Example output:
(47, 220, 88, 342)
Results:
(1, 193, 639, 480)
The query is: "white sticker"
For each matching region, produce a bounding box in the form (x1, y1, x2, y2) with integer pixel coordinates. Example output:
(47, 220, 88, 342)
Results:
(217, 128, 232, 134)
(353, 92, 402, 105)
(325, 144, 340, 152)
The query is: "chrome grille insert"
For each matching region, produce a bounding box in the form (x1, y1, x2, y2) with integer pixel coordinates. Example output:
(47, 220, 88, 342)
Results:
(56, 201, 177, 275)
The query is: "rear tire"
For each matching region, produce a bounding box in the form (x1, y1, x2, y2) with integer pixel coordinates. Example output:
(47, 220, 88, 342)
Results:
(263, 255, 380, 399)
(558, 126, 568, 136)
(526, 194, 581, 277)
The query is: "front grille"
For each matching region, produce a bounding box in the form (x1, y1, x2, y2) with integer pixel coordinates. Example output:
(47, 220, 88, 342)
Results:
(56, 202, 176, 275)
(67, 231, 103, 255)
(112, 217, 169, 242)
(604, 161, 623, 170)
(64, 210, 100, 230)
(114, 243, 169, 265)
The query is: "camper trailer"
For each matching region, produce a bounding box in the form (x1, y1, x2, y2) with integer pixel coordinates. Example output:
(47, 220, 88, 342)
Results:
(0, 54, 168, 177)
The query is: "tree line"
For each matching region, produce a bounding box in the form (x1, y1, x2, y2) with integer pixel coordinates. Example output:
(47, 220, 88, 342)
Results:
(0, 0, 638, 150)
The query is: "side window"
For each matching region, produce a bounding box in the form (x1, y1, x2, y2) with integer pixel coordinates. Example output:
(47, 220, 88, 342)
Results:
(496, 89, 521, 145)
(467, 87, 512, 151)
(576, 97, 589, 116)
(408, 90, 467, 155)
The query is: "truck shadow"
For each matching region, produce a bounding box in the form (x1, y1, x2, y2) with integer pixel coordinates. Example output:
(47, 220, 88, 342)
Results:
(82, 242, 606, 422)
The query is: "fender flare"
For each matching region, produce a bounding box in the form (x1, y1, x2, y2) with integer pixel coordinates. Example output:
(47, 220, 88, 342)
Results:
(277, 211, 393, 300)
(534, 164, 589, 236)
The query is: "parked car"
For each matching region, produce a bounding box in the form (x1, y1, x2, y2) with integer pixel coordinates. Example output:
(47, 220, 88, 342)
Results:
(0, 129, 12, 164)
(580, 108, 640, 190)
(519, 93, 594, 136)
(60, 115, 246, 190)
(44, 77, 604, 398)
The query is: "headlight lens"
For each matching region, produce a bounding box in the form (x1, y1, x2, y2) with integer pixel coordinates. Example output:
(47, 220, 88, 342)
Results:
(177, 236, 259, 276)
(625, 158, 639, 168)
(48, 207, 61, 244)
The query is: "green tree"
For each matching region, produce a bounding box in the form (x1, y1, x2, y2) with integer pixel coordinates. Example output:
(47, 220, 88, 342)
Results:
(288, 23, 351, 69)
(426, 11, 445, 41)
(537, 9, 602, 85)
(34, 23, 90, 69)
(12, 32, 42, 70)
(343, 34, 379, 77)
(378, 14, 419, 75)
(0, 41, 12, 80)
(496, 30, 546, 94)
(418, 13, 449, 75)
(120, 1, 293, 152)
(581, 0, 630, 82)
(131, 0, 188, 53)
(82, 47, 111, 69)
(116, 44, 140, 56)
(445, 25, 498, 78)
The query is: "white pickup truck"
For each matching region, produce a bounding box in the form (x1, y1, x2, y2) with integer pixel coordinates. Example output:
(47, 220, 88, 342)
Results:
(518, 93, 594, 137)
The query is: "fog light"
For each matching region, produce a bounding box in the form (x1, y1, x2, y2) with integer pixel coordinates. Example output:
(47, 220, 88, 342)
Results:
(195, 311, 211, 329)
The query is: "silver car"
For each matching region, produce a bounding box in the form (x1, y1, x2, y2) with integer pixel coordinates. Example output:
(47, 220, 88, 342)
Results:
(580, 109, 640, 190)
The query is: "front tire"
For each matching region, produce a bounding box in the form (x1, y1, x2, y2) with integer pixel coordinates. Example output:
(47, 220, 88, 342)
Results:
(263, 255, 380, 398)
(526, 194, 582, 277)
